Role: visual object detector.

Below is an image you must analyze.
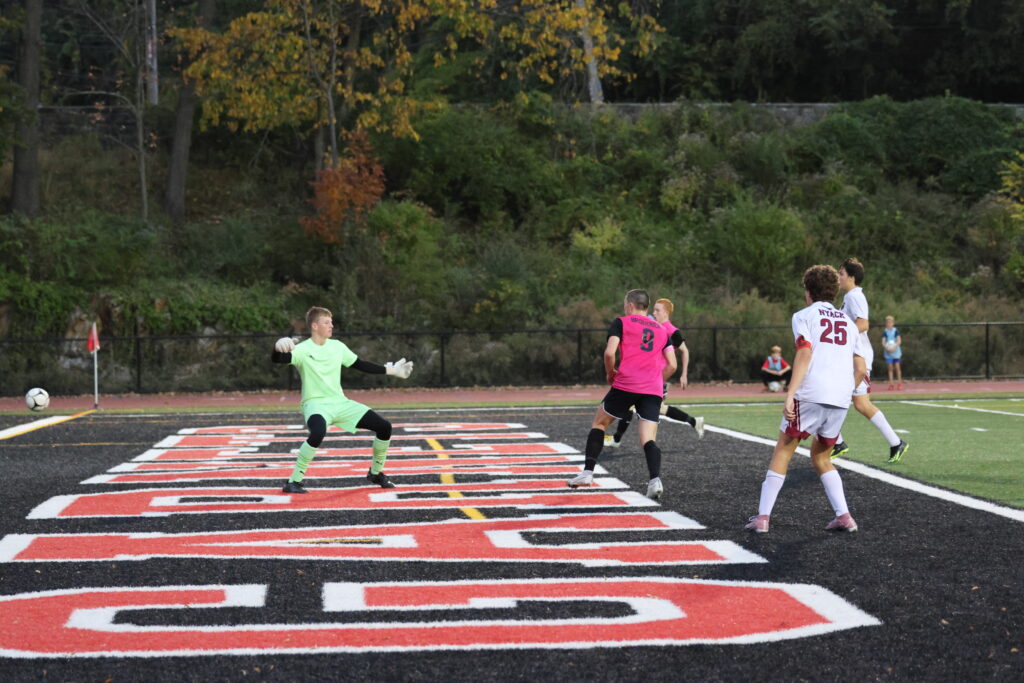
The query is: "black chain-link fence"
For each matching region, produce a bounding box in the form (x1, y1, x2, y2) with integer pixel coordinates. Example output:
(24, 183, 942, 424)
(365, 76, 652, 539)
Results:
(2, 322, 1022, 396)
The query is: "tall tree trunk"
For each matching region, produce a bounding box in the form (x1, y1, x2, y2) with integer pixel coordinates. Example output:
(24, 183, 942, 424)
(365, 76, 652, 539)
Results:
(10, 0, 42, 216)
(164, 0, 216, 224)
(576, 0, 604, 105)
(135, 82, 148, 222)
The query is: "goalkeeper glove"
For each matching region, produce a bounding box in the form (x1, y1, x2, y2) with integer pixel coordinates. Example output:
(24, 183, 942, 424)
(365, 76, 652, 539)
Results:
(275, 337, 297, 353)
(385, 357, 414, 379)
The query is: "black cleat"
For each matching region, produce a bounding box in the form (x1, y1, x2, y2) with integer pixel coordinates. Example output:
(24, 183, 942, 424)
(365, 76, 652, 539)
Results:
(282, 480, 308, 494)
(367, 469, 396, 488)
(887, 440, 909, 464)
(830, 441, 849, 459)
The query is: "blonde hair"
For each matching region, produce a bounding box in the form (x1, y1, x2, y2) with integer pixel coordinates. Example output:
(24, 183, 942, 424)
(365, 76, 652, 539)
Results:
(771, 345, 781, 353)
(656, 298, 674, 315)
(305, 306, 332, 329)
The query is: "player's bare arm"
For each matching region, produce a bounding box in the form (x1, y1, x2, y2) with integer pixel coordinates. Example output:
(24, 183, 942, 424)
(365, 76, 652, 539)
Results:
(783, 346, 812, 421)
(662, 344, 678, 380)
(854, 317, 869, 334)
(678, 342, 690, 389)
(604, 336, 620, 385)
(853, 354, 867, 388)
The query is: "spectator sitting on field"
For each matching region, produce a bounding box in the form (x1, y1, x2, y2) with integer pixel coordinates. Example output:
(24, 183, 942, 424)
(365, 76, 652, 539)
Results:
(761, 345, 792, 391)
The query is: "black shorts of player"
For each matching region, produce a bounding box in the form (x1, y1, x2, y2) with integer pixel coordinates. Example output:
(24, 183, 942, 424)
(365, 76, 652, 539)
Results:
(602, 387, 662, 423)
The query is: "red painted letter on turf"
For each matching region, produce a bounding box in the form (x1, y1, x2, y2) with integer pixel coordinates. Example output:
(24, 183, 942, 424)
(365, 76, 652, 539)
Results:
(0, 578, 879, 656)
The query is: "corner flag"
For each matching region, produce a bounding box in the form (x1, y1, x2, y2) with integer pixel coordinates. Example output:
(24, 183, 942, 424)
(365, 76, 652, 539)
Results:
(87, 322, 100, 353)
(87, 322, 100, 408)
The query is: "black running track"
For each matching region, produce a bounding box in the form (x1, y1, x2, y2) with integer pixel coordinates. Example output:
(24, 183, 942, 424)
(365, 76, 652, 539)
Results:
(0, 408, 1020, 681)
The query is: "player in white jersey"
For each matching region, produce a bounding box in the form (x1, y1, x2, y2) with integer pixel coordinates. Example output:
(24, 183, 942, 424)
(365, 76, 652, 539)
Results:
(745, 265, 868, 534)
(830, 258, 909, 464)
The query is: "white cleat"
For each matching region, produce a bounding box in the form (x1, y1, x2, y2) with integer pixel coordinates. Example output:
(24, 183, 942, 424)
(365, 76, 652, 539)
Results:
(603, 435, 622, 448)
(693, 416, 705, 440)
(646, 477, 664, 500)
(567, 470, 594, 488)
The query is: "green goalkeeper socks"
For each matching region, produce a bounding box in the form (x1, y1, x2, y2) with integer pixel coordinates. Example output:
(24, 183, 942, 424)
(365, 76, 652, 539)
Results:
(289, 441, 317, 482)
(370, 437, 390, 475)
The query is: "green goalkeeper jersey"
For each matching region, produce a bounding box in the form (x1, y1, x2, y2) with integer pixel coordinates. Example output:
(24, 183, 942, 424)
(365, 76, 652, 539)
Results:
(289, 338, 358, 404)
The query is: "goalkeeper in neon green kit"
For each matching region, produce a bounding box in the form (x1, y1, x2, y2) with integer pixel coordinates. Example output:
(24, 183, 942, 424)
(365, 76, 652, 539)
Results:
(271, 306, 414, 493)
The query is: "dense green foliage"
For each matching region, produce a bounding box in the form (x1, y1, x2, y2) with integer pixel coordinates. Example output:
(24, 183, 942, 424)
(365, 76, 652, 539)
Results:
(1, 95, 1021, 345)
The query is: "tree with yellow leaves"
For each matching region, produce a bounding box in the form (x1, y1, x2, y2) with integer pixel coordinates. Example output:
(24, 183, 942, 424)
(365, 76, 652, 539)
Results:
(998, 151, 1024, 290)
(171, 0, 660, 241)
(172, 1, 660, 153)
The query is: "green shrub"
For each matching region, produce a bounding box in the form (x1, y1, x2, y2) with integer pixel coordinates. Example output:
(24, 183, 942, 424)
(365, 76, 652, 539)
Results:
(705, 198, 809, 299)
(0, 211, 154, 286)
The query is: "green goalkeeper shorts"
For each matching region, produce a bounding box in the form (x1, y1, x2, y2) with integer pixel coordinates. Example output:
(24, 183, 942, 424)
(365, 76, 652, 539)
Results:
(301, 397, 371, 433)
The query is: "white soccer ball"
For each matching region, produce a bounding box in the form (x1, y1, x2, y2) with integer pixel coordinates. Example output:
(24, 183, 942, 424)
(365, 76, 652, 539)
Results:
(768, 381, 782, 393)
(25, 387, 49, 412)
(885, 341, 897, 353)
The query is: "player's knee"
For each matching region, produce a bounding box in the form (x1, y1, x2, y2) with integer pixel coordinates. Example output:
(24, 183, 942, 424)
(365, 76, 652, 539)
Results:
(306, 414, 327, 447)
(358, 410, 392, 441)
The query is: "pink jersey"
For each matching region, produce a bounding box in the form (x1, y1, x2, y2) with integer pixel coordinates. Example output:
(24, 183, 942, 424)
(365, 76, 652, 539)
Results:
(611, 315, 672, 396)
(791, 301, 866, 408)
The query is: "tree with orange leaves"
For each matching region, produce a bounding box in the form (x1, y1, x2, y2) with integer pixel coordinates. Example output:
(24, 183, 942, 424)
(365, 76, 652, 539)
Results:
(299, 129, 384, 244)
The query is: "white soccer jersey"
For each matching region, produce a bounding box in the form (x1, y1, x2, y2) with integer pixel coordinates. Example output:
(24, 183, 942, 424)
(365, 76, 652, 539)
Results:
(841, 286, 873, 365)
(791, 301, 862, 408)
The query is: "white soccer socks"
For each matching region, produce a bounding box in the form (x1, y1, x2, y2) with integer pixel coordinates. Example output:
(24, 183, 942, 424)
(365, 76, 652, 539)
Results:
(870, 411, 901, 447)
(819, 469, 849, 517)
(758, 470, 786, 516)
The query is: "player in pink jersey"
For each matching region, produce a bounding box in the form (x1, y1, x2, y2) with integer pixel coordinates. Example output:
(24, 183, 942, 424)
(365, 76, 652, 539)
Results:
(745, 265, 869, 534)
(605, 297, 705, 446)
(567, 289, 677, 499)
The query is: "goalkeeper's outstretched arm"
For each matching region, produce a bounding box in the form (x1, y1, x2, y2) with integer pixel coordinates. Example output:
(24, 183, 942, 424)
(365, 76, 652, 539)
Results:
(350, 357, 414, 379)
(351, 358, 385, 374)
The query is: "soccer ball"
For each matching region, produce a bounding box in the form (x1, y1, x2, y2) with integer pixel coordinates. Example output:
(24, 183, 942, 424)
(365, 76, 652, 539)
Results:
(768, 381, 782, 393)
(25, 387, 49, 412)
(885, 341, 897, 353)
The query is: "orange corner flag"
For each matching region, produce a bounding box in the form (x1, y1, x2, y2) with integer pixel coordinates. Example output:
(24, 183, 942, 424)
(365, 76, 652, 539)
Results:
(87, 322, 100, 353)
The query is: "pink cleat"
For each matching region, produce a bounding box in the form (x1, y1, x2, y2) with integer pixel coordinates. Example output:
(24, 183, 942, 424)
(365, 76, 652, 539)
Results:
(745, 514, 770, 533)
(825, 513, 858, 532)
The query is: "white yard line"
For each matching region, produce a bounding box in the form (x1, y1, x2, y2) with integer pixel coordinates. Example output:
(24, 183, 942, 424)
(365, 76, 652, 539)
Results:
(900, 400, 1024, 418)
(0, 411, 95, 441)
(706, 424, 1024, 524)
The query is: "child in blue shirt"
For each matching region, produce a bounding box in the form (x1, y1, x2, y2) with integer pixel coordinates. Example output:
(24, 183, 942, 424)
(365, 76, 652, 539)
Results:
(881, 315, 903, 390)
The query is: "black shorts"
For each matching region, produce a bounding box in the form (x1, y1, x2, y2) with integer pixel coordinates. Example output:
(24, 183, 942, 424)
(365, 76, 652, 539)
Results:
(602, 387, 662, 422)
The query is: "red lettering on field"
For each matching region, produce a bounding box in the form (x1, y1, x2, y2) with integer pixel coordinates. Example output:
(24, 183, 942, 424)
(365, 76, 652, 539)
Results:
(26, 479, 642, 518)
(82, 461, 593, 484)
(113, 454, 583, 473)
(155, 433, 549, 448)
(2, 512, 762, 566)
(133, 442, 576, 462)
(0, 578, 879, 656)
(178, 423, 527, 435)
